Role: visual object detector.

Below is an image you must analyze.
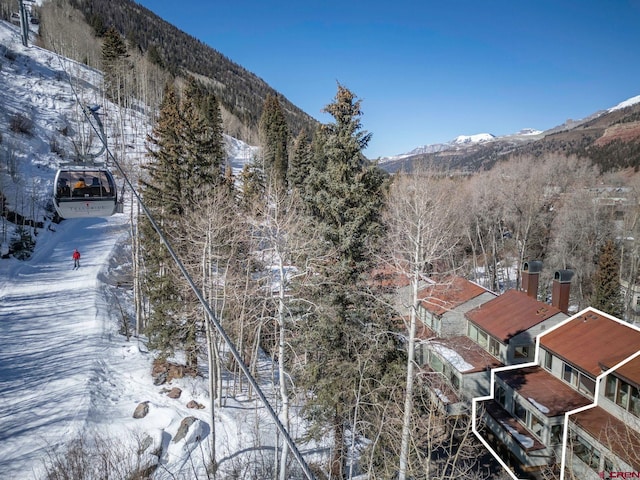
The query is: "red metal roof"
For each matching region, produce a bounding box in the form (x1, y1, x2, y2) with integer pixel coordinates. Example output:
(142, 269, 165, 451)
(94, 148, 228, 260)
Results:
(600, 355, 640, 387)
(497, 366, 592, 417)
(540, 309, 640, 377)
(418, 276, 493, 316)
(572, 406, 640, 470)
(466, 289, 563, 343)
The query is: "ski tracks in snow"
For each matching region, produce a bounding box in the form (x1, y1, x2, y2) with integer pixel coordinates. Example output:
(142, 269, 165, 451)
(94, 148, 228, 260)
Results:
(0, 214, 129, 478)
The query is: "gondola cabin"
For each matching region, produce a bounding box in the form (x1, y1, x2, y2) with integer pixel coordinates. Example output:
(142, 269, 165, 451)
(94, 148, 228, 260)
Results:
(53, 168, 118, 219)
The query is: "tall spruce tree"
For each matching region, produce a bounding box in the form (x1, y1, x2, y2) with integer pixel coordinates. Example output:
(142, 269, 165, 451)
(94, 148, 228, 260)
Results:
(140, 82, 185, 358)
(258, 94, 289, 190)
(295, 85, 401, 478)
(288, 128, 313, 192)
(592, 239, 624, 317)
(179, 78, 229, 368)
(101, 26, 129, 103)
(181, 78, 227, 206)
(140, 79, 229, 368)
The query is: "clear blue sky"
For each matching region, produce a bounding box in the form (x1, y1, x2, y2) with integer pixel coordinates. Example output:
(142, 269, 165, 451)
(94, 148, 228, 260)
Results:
(134, 0, 640, 159)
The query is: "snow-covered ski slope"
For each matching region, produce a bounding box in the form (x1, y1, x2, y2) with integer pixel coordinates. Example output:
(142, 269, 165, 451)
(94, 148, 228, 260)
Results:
(0, 18, 315, 479)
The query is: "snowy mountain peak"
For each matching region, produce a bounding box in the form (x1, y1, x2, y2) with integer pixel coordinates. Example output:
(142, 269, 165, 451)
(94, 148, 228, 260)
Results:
(515, 128, 543, 136)
(452, 133, 495, 145)
(608, 94, 640, 113)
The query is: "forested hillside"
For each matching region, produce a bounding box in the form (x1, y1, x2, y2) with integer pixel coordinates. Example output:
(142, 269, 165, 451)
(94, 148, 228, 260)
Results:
(383, 100, 640, 174)
(0, 0, 317, 147)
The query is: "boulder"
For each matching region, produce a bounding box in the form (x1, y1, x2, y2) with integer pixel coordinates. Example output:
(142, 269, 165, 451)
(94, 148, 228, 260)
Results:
(152, 371, 167, 386)
(173, 416, 197, 443)
(133, 401, 149, 419)
(186, 400, 205, 409)
(152, 359, 197, 383)
(167, 387, 182, 399)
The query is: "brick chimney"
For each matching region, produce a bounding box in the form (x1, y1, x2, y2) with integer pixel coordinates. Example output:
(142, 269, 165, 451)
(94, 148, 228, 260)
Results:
(521, 260, 543, 299)
(552, 269, 574, 314)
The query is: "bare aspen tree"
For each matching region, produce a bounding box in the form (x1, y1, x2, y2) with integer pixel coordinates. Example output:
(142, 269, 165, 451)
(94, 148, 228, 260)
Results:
(383, 169, 461, 480)
(546, 187, 613, 308)
(176, 186, 245, 468)
(39, 1, 101, 67)
(461, 171, 511, 291)
(255, 183, 316, 480)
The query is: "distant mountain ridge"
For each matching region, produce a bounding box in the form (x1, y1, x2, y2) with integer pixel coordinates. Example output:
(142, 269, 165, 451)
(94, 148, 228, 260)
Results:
(380, 95, 640, 173)
(54, 0, 318, 144)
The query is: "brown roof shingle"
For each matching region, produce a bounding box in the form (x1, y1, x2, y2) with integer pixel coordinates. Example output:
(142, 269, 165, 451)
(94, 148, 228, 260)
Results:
(466, 289, 563, 343)
(418, 276, 493, 316)
(497, 366, 592, 417)
(540, 309, 640, 377)
(572, 406, 640, 470)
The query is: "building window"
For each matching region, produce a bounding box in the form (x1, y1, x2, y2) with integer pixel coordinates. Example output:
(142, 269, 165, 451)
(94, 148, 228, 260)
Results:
(606, 375, 640, 418)
(477, 329, 488, 349)
(616, 381, 630, 409)
(514, 345, 532, 359)
(495, 384, 506, 407)
(544, 350, 553, 371)
(604, 457, 615, 473)
(514, 399, 527, 423)
(563, 363, 578, 386)
(430, 354, 444, 373)
(529, 411, 544, 439)
(468, 323, 478, 342)
(450, 372, 460, 390)
(489, 337, 500, 357)
(562, 362, 596, 397)
(631, 385, 640, 417)
(573, 435, 601, 471)
(578, 374, 596, 397)
(605, 375, 616, 401)
(415, 343, 426, 366)
(550, 424, 562, 444)
(425, 313, 440, 332)
(513, 397, 546, 441)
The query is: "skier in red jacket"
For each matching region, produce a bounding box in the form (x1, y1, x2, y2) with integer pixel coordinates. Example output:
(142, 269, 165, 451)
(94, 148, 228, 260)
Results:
(72, 248, 81, 269)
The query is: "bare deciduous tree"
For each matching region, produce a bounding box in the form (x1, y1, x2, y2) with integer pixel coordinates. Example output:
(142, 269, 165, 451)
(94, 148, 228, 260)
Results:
(383, 168, 464, 480)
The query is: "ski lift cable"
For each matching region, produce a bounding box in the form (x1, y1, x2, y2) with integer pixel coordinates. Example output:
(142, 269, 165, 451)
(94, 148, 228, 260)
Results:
(55, 54, 316, 480)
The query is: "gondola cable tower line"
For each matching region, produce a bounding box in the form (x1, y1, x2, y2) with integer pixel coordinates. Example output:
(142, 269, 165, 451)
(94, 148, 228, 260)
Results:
(55, 54, 316, 480)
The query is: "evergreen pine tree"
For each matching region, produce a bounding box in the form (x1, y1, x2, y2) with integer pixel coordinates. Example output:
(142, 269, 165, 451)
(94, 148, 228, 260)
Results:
(592, 239, 624, 317)
(181, 77, 227, 208)
(101, 26, 129, 103)
(295, 84, 400, 478)
(258, 94, 289, 190)
(139, 82, 185, 359)
(288, 128, 312, 192)
(239, 161, 265, 214)
(177, 78, 229, 368)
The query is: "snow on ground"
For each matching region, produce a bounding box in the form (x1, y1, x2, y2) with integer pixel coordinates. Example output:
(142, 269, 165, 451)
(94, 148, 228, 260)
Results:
(0, 210, 320, 479)
(0, 20, 321, 479)
(0, 213, 133, 478)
